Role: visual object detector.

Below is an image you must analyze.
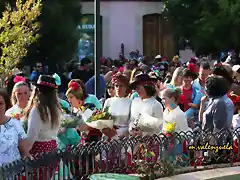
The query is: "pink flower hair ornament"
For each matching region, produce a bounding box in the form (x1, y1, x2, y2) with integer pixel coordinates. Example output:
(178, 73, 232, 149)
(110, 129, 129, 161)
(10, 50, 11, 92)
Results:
(13, 76, 26, 84)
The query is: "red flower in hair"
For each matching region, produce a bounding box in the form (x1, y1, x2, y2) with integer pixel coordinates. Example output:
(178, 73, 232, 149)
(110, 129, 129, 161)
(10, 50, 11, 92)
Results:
(188, 63, 196, 73)
(13, 76, 26, 83)
(69, 82, 79, 91)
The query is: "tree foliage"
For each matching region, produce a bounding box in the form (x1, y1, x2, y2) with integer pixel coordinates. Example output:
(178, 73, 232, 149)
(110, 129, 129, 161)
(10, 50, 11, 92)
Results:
(164, 0, 240, 55)
(0, 0, 41, 75)
(25, 0, 82, 71)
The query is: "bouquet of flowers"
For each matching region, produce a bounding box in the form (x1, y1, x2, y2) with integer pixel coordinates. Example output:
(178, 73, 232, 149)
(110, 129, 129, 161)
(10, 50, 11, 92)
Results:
(11, 112, 22, 120)
(85, 106, 114, 130)
(11, 111, 28, 132)
(61, 113, 85, 128)
(164, 122, 177, 134)
(133, 113, 163, 134)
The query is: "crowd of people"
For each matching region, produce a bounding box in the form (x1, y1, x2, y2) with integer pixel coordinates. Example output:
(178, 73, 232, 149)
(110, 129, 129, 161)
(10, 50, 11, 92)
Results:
(0, 53, 240, 178)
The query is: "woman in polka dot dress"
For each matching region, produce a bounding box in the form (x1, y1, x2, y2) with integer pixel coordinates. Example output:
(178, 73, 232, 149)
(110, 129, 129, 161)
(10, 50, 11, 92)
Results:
(23, 75, 62, 180)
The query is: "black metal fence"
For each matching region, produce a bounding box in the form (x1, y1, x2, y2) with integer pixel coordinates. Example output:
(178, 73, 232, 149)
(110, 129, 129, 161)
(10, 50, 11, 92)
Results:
(1, 129, 240, 180)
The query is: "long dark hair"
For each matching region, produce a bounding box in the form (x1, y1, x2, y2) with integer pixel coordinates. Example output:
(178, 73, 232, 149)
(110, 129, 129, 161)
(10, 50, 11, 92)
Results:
(25, 86, 61, 129)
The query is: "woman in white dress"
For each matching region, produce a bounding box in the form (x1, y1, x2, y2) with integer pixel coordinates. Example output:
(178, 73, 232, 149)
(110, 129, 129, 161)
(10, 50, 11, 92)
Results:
(5, 76, 30, 121)
(129, 74, 163, 136)
(127, 74, 163, 164)
(102, 73, 131, 140)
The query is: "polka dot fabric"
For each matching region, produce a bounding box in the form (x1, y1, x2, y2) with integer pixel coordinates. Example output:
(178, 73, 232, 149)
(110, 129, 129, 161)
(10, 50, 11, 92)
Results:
(30, 140, 57, 155)
(30, 140, 58, 180)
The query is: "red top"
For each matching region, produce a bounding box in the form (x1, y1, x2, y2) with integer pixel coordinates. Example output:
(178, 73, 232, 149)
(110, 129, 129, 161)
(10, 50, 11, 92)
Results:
(179, 87, 193, 112)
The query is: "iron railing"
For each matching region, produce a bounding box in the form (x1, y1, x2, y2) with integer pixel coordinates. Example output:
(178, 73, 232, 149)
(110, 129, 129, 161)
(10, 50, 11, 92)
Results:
(1, 129, 240, 180)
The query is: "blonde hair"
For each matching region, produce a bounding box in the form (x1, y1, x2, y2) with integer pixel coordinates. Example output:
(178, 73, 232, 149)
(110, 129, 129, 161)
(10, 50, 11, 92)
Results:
(170, 67, 184, 86)
(24, 86, 61, 129)
(66, 80, 83, 100)
(130, 68, 143, 83)
(172, 55, 180, 62)
(11, 82, 29, 105)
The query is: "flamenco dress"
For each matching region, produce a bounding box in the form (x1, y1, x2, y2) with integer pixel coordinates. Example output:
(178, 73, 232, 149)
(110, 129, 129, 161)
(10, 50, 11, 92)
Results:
(26, 107, 61, 180)
(128, 97, 163, 169)
(101, 97, 131, 171)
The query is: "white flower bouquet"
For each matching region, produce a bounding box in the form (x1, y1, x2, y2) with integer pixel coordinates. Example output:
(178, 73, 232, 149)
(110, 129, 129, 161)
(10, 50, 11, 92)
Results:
(85, 106, 114, 130)
(133, 113, 163, 134)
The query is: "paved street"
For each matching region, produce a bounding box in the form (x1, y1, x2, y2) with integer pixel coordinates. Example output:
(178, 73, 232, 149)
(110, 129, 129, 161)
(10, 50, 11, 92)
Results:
(158, 166, 240, 180)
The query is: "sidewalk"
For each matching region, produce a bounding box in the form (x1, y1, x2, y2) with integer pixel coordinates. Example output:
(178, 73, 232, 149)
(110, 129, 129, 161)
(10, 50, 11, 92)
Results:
(157, 166, 240, 180)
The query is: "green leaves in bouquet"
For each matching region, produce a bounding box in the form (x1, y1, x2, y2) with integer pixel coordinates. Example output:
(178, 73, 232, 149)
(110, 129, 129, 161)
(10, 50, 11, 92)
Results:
(103, 106, 115, 120)
(61, 114, 84, 128)
(61, 106, 71, 114)
(103, 106, 110, 115)
(87, 106, 114, 123)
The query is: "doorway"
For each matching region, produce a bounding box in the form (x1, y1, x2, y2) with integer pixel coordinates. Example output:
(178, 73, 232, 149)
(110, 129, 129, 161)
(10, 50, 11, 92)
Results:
(143, 14, 160, 60)
(143, 14, 175, 59)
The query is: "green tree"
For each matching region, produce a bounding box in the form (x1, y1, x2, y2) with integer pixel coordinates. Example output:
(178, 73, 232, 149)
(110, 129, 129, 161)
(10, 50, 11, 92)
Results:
(25, 0, 82, 71)
(0, 0, 41, 75)
(164, 0, 240, 55)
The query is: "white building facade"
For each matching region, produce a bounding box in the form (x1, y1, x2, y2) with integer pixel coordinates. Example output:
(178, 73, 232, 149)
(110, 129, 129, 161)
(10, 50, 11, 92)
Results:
(81, 1, 166, 59)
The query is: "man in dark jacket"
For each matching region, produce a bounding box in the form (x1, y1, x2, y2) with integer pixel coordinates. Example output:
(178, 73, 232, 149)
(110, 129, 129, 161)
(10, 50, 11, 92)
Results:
(71, 58, 93, 83)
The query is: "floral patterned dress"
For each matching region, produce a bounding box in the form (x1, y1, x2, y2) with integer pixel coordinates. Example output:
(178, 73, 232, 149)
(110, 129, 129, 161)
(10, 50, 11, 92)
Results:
(0, 118, 26, 166)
